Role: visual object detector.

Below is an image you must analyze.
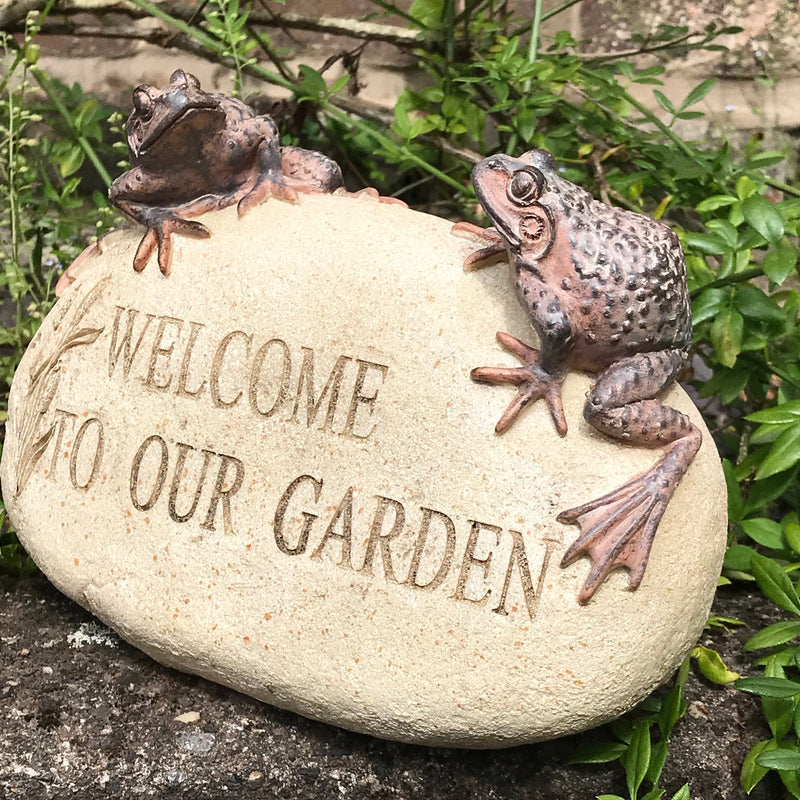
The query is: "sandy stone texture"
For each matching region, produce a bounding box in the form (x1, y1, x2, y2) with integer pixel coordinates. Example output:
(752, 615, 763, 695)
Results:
(1, 193, 727, 747)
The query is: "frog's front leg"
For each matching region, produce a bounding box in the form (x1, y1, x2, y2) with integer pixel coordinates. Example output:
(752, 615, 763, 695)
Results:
(472, 280, 570, 435)
(558, 350, 701, 604)
(112, 196, 211, 276)
(451, 221, 507, 270)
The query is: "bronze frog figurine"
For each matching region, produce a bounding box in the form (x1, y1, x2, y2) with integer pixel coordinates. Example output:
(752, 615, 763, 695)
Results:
(460, 149, 701, 604)
(109, 69, 345, 275)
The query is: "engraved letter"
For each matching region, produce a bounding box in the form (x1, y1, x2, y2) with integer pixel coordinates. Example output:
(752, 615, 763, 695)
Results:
(311, 486, 354, 567)
(343, 359, 388, 439)
(130, 435, 169, 511)
(108, 306, 154, 379)
(359, 496, 405, 582)
(453, 520, 501, 605)
(175, 321, 208, 398)
(47, 408, 77, 481)
(210, 330, 252, 408)
(143, 315, 183, 390)
(291, 349, 351, 431)
(404, 508, 456, 590)
(249, 338, 291, 417)
(69, 417, 104, 491)
(492, 529, 544, 621)
(274, 474, 322, 555)
(168, 442, 213, 523)
(201, 452, 245, 533)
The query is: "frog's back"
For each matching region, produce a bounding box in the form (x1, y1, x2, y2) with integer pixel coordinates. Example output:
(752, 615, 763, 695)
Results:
(547, 176, 692, 357)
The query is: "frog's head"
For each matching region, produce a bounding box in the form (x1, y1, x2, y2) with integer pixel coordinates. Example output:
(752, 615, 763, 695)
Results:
(126, 69, 225, 160)
(472, 150, 557, 261)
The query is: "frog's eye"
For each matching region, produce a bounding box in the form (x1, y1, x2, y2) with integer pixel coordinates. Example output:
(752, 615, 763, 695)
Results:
(132, 89, 154, 120)
(507, 168, 544, 205)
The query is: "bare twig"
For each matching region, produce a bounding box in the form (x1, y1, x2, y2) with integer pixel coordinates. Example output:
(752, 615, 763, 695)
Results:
(0, 0, 433, 48)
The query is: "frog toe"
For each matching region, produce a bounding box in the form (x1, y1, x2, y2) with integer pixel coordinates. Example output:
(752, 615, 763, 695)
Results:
(133, 229, 158, 273)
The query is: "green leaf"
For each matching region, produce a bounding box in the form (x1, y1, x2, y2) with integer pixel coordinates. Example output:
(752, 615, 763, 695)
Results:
(755, 423, 800, 479)
(710, 305, 743, 367)
(669, 785, 690, 800)
(751, 553, 800, 614)
(741, 739, 777, 793)
(787, 523, 800, 557)
(624, 722, 651, 800)
(743, 466, 800, 516)
(653, 90, 675, 115)
(736, 175, 760, 201)
(691, 646, 740, 683)
(409, 0, 444, 26)
(780, 768, 800, 799)
(680, 78, 716, 109)
(566, 741, 627, 764)
(756, 748, 800, 771)
(58, 145, 84, 178)
(740, 518, 784, 549)
(641, 790, 664, 800)
(733, 286, 786, 325)
(742, 194, 785, 244)
(297, 64, 327, 99)
(684, 231, 728, 255)
(747, 400, 800, 424)
(736, 676, 800, 698)
(691, 287, 728, 324)
(723, 544, 757, 573)
(696, 194, 737, 213)
(746, 621, 800, 650)
(795, 697, 800, 739)
(763, 243, 798, 284)
(722, 460, 744, 522)
(646, 740, 668, 785)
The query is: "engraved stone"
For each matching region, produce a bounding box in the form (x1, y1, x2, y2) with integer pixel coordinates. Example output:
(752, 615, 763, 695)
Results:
(1, 193, 726, 748)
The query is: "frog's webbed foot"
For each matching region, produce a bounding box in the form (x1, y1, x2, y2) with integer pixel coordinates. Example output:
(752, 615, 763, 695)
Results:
(333, 186, 408, 207)
(558, 350, 701, 604)
(558, 431, 700, 604)
(471, 331, 567, 435)
(451, 222, 507, 270)
(134, 213, 210, 275)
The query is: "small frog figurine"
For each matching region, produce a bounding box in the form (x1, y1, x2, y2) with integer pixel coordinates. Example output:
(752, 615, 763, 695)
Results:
(459, 149, 701, 604)
(109, 69, 345, 275)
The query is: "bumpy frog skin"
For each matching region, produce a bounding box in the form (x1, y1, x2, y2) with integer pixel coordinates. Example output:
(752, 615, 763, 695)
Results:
(463, 149, 701, 604)
(109, 69, 344, 275)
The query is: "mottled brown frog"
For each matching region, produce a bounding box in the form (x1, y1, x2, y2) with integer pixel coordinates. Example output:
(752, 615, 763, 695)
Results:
(109, 69, 343, 275)
(462, 149, 701, 604)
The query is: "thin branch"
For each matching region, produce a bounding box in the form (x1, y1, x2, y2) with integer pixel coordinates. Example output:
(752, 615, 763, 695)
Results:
(0, 0, 433, 48)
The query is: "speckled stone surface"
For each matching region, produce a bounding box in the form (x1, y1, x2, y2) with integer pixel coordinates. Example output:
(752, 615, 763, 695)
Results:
(1, 193, 727, 747)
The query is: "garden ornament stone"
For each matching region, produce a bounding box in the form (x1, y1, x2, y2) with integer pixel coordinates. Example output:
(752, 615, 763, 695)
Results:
(1, 79, 727, 748)
(455, 149, 699, 604)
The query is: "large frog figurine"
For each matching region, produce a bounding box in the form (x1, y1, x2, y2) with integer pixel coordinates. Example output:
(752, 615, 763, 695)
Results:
(460, 149, 701, 604)
(109, 69, 344, 275)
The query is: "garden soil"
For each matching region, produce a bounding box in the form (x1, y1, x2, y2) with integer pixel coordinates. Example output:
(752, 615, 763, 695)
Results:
(0, 573, 788, 800)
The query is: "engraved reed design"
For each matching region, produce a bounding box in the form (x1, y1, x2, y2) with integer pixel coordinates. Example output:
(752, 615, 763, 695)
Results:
(13, 276, 110, 495)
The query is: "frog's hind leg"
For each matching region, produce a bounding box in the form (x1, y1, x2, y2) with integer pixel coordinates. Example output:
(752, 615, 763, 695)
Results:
(558, 350, 701, 604)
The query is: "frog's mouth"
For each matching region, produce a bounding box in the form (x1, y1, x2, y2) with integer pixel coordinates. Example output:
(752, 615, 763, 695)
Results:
(133, 98, 222, 159)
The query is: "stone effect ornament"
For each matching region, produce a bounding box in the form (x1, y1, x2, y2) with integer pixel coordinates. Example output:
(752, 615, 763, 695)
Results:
(3, 194, 725, 748)
(1, 75, 727, 748)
